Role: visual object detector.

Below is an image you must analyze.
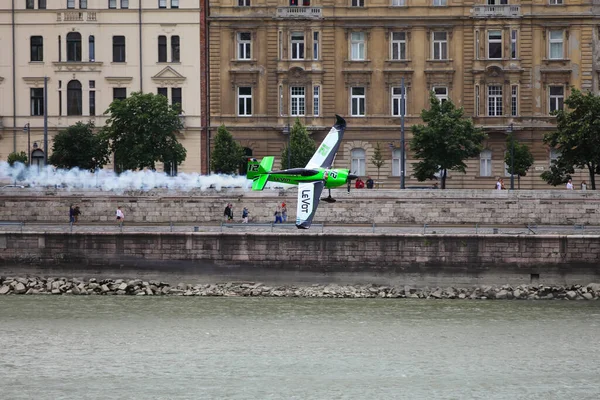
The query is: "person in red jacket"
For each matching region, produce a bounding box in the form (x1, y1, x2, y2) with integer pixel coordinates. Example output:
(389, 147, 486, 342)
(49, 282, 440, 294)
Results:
(355, 178, 365, 189)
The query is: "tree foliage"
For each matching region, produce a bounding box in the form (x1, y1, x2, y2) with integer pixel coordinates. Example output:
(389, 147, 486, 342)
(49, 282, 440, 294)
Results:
(48, 121, 109, 171)
(504, 135, 534, 189)
(211, 124, 244, 174)
(541, 89, 600, 190)
(282, 118, 317, 169)
(101, 92, 186, 171)
(370, 142, 385, 186)
(410, 93, 486, 189)
(7, 151, 28, 166)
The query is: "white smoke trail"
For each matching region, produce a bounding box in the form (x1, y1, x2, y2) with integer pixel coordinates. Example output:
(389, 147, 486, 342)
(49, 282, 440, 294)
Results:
(0, 162, 265, 192)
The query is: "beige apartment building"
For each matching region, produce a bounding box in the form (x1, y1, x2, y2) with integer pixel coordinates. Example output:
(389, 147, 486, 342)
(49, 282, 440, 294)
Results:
(209, 0, 598, 188)
(0, 0, 206, 173)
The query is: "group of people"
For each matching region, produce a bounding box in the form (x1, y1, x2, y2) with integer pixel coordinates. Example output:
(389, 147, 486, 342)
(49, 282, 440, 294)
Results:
(68, 204, 81, 223)
(224, 202, 288, 224)
(566, 179, 587, 191)
(355, 177, 374, 189)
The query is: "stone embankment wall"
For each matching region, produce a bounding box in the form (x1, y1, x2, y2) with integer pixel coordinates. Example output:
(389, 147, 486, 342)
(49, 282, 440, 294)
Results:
(1, 188, 599, 225)
(1, 231, 599, 286)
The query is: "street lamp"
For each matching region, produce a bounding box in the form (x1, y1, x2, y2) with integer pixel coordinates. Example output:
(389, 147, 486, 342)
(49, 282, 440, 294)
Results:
(283, 123, 291, 169)
(23, 123, 31, 166)
(508, 123, 514, 190)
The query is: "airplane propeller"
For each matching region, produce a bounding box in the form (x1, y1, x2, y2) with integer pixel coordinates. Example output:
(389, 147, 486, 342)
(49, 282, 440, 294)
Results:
(347, 171, 358, 193)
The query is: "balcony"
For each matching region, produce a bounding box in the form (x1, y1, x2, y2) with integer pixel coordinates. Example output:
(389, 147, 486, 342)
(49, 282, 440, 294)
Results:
(472, 5, 521, 18)
(56, 11, 97, 22)
(276, 7, 322, 19)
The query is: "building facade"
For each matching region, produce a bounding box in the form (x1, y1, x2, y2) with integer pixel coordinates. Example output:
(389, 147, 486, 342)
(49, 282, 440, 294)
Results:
(0, 0, 207, 173)
(209, 0, 597, 188)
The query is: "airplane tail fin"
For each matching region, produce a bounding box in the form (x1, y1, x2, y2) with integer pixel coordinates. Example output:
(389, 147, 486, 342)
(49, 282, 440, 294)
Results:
(249, 156, 274, 191)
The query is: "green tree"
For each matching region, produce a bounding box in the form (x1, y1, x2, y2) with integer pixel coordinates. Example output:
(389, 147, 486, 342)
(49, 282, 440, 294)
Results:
(282, 118, 317, 169)
(211, 124, 244, 174)
(410, 93, 486, 189)
(541, 89, 600, 189)
(7, 151, 28, 166)
(101, 91, 186, 171)
(48, 121, 109, 171)
(370, 142, 385, 188)
(504, 135, 534, 189)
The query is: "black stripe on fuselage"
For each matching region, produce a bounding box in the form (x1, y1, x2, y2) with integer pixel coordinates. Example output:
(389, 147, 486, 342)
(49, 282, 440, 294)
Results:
(269, 168, 320, 176)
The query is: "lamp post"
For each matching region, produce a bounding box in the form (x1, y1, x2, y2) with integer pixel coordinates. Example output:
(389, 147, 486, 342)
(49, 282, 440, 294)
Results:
(23, 123, 30, 166)
(283, 123, 291, 169)
(508, 123, 514, 190)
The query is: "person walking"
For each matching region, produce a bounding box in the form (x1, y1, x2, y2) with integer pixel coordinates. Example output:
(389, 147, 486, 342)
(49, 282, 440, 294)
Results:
(581, 181, 587, 191)
(73, 205, 81, 223)
(224, 203, 233, 222)
(274, 205, 282, 224)
(69, 205, 75, 223)
(566, 178, 574, 190)
(242, 207, 249, 224)
(116, 207, 124, 224)
(281, 202, 288, 223)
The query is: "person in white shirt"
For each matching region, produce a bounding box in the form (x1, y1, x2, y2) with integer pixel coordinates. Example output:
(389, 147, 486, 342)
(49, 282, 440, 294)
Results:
(116, 207, 125, 224)
(566, 179, 573, 190)
(496, 178, 502, 190)
(581, 181, 587, 191)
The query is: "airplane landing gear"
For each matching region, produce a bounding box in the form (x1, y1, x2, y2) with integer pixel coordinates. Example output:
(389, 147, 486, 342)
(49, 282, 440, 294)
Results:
(321, 188, 337, 203)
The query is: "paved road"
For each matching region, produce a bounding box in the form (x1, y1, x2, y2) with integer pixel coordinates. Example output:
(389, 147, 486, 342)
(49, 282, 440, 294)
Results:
(1, 222, 599, 235)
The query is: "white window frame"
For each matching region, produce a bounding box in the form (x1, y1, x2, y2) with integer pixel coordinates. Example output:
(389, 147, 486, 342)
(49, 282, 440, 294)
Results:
(511, 85, 518, 117)
(352, 0, 365, 6)
(290, 86, 305, 116)
(487, 30, 502, 60)
(475, 84, 480, 116)
(391, 86, 407, 116)
(432, 32, 447, 60)
(549, 0, 563, 5)
(350, 32, 365, 61)
(238, 0, 251, 6)
(351, 148, 366, 176)
(237, 86, 252, 117)
(480, 150, 492, 177)
(433, 0, 447, 6)
(488, 85, 503, 117)
(392, 148, 407, 177)
(351, 87, 366, 117)
(237, 32, 251, 60)
(279, 85, 283, 116)
(392, 0, 405, 6)
(291, 32, 305, 60)
(549, 30, 564, 60)
(475, 30, 480, 60)
(313, 85, 320, 117)
(313, 32, 319, 60)
(549, 85, 564, 113)
(511, 29, 518, 59)
(391, 32, 406, 61)
(433, 86, 448, 103)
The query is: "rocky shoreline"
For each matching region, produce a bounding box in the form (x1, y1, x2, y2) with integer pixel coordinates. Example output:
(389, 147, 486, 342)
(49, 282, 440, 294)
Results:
(1, 276, 599, 300)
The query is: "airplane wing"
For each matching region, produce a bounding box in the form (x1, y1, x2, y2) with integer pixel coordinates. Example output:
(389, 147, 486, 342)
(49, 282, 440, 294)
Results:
(305, 115, 346, 169)
(295, 181, 324, 229)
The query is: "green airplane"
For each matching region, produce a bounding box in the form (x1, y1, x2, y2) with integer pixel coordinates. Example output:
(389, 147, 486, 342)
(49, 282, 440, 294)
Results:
(247, 115, 357, 229)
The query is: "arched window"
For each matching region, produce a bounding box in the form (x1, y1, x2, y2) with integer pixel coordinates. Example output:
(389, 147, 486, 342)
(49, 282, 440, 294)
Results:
(67, 80, 82, 116)
(31, 149, 45, 170)
(480, 149, 492, 177)
(351, 148, 366, 176)
(88, 35, 95, 61)
(66, 32, 82, 61)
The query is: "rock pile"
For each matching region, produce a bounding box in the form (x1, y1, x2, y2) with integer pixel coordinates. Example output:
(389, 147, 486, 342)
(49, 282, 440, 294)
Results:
(0, 277, 599, 299)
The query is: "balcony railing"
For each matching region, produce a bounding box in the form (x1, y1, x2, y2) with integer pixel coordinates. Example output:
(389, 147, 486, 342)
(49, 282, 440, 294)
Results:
(56, 11, 97, 22)
(472, 5, 521, 18)
(276, 7, 322, 19)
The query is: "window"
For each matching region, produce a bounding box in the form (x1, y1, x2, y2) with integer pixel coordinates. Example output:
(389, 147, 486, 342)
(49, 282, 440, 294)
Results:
(238, 0, 251, 5)
(67, 0, 75, 8)
(549, 30, 563, 59)
(88, 36, 95, 61)
(89, 88, 95, 116)
(237, 32, 251, 60)
(351, 148, 366, 176)
(392, 87, 407, 116)
(504, 151, 511, 177)
(113, 87, 127, 101)
(432, 32, 447, 60)
(550, 149, 560, 165)
(475, 30, 480, 60)
(122, 0, 129, 8)
(238, 87, 252, 116)
(313, 32, 319, 60)
(433, 0, 447, 5)
(511, 30, 517, 59)
(159, 0, 167, 8)
(172, 88, 182, 112)
(80, 0, 88, 8)
(511, 85, 518, 116)
(39, 0, 46, 8)
(352, 0, 365, 6)
(291, 86, 305, 116)
(30, 88, 44, 116)
(480, 150, 492, 177)
(488, 85, 503, 116)
(30, 36, 43, 62)
(488, 30, 502, 59)
(350, 32, 365, 61)
(392, 0, 405, 6)
(313, 85, 320, 117)
(291, 32, 305, 60)
(475, 85, 480, 116)
(157, 87, 168, 97)
(58, 80, 62, 116)
(26, 0, 34, 9)
(279, 85, 283, 116)
(351, 87, 365, 117)
(549, 0, 563, 4)
(488, 0, 508, 3)
(67, 80, 82, 116)
(433, 86, 448, 103)
(58, 35, 61, 62)
(391, 32, 406, 60)
(171, 36, 180, 62)
(158, 36, 167, 62)
(171, 0, 179, 7)
(392, 149, 407, 177)
(66, 32, 82, 62)
(549, 86, 564, 113)
(112, 36, 126, 62)
(109, 0, 117, 8)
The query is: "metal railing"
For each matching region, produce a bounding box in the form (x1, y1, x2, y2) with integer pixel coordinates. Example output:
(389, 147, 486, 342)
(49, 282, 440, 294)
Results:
(472, 5, 521, 18)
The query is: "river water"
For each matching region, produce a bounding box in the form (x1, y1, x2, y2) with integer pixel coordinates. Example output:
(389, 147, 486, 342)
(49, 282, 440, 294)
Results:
(1, 297, 599, 400)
